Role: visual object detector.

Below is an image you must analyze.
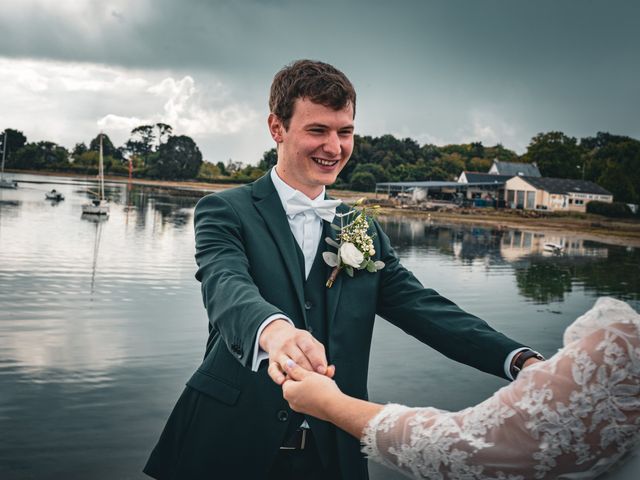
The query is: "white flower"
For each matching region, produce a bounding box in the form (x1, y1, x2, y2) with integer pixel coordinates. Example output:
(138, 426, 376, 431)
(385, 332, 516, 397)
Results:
(339, 242, 364, 268)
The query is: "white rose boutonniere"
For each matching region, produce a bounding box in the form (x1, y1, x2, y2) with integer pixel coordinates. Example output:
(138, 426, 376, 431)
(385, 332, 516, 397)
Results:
(339, 242, 364, 268)
(323, 198, 385, 288)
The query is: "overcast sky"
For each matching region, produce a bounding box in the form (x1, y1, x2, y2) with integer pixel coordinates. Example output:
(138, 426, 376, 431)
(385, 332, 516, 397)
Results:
(1, 0, 638, 164)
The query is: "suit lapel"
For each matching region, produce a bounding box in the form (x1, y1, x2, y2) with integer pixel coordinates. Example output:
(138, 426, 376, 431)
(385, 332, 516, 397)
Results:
(252, 172, 305, 320)
(325, 203, 350, 327)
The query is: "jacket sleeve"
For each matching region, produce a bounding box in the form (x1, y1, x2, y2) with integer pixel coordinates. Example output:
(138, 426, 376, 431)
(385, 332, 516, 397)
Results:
(373, 219, 526, 380)
(194, 193, 285, 368)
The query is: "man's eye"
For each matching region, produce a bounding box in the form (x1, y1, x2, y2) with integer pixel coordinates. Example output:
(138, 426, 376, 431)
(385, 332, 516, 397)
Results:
(309, 129, 325, 134)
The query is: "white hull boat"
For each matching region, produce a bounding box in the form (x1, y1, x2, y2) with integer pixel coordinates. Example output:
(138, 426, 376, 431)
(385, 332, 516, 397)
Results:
(82, 133, 110, 216)
(543, 242, 564, 254)
(45, 189, 65, 201)
(0, 131, 17, 189)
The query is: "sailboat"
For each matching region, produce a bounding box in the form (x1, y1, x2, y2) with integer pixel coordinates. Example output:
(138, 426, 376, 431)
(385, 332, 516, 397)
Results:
(0, 131, 18, 189)
(82, 133, 110, 216)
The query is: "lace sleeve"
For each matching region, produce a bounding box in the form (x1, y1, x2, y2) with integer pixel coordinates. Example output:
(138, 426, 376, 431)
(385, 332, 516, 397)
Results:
(362, 298, 640, 479)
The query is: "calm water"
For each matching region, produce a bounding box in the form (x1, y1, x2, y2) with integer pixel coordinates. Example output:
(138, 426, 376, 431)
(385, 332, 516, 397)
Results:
(1, 173, 639, 479)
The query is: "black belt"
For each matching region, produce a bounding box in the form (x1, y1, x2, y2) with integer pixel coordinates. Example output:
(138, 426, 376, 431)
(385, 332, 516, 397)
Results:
(280, 428, 308, 450)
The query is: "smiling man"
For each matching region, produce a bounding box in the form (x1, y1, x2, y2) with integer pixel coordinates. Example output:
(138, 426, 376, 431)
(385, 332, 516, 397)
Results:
(144, 59, 540, 480)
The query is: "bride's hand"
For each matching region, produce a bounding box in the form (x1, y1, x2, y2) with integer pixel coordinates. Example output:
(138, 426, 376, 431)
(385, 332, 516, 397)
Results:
(282, 360, 341, 421)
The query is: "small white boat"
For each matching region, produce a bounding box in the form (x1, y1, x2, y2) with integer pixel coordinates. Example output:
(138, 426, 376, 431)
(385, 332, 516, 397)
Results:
(82, 199, 109, 215)
(0, 178, 17, 189)
(45, 189, 65, 201)
(0, 131, 17, 189)
(543, 242, 564, 254)
(82, 133, 110, 216)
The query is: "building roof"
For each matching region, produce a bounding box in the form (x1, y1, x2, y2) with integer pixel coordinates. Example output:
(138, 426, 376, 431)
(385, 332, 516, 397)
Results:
(517, 176, 613, 196)
(461, 172, 512, 184)
(492, 160, 541, 177)
(376, 181, 463, 188)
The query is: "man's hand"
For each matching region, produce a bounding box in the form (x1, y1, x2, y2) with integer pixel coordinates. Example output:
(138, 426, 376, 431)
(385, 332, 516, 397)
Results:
(259, 319, 335, 385)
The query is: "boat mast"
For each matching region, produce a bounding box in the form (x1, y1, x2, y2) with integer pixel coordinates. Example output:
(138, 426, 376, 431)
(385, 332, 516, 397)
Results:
(1, 130, 7, 181)
(99, 133, 105, 201)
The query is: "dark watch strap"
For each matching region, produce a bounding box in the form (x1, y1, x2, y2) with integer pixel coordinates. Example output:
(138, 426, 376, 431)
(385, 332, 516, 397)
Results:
(511, 349, 545, 379)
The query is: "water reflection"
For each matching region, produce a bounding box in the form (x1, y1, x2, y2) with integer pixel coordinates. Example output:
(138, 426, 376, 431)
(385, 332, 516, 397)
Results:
(81, 213, 108, 295)
(379, 215, 639, 305)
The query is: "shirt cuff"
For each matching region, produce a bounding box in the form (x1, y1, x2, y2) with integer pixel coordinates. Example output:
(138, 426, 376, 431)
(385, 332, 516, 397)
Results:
(251, 314, 295, 372)
(504, 347, 531, 381)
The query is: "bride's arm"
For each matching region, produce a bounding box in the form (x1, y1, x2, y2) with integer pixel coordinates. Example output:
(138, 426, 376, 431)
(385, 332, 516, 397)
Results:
(282, 360, 383, 438)
(281, 355, 540, 439)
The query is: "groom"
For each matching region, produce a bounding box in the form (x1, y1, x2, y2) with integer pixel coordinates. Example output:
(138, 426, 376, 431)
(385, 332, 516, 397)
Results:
(144, 59, 542, 479)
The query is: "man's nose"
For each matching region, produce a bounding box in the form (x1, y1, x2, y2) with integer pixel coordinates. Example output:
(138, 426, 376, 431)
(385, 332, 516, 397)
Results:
(323, 132, 341, 157)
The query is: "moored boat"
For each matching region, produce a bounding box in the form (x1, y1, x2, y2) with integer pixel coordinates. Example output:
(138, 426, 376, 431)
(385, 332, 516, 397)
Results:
(82, 133, 110, 217)
(45, 189, 65, 201)
(0, 131, 17, 189)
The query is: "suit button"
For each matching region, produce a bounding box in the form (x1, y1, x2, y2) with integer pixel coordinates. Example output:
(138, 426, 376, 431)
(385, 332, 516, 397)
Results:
(304, 300, 313, 310)
(276, 410, 289, 422)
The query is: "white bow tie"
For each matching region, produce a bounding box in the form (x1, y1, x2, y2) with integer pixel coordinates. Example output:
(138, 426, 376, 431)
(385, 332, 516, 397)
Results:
(285, 191, 341, 223)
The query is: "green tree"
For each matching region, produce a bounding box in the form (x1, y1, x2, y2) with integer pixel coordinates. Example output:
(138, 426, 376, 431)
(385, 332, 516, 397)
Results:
(581, 132, 640, 203)
(89, 133, 122, 160)
(350, 171, 376, 191)
(216, 161, 228, 176)
(1, 128, 27, 166)
(148, 135, 203, 179)
(72, 142, 88, 156)
(524, 132, 583, 178)
(12, 141, 69, 170)
(258, 148, 278, 171)
(155, 123, 173, 147)
(350, 163, 388, 182)
(125, 125, 155, 164)
(197, 161, 222, 180)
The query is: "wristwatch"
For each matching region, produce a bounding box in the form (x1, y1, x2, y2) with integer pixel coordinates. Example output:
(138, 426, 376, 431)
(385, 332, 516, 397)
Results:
(511, 349, 545, 379)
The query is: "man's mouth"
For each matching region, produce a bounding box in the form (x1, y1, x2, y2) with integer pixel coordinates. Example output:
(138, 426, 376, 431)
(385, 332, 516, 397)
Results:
(312, 157, 339, 167)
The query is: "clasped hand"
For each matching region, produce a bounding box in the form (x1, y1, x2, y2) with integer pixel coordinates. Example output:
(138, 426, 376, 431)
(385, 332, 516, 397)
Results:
(260, 319, 336, 385)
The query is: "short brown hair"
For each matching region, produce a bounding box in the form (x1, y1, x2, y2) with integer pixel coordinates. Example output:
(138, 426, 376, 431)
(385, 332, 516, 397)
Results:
(269, 59, 356, 129)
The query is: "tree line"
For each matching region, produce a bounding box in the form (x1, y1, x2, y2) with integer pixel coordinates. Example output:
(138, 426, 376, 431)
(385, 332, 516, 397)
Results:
(2, 126, 639, 203)
(0, 124, 203, 181)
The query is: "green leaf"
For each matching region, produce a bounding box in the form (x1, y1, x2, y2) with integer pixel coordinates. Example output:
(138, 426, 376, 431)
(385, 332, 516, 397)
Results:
(322, 252, 339, 267)
(366, 260, 377, 272)
(374, 260, 385, 271)
(330, 223, 342, 231)
(324, 237, 340, 248)
(345, 265, 354, 277)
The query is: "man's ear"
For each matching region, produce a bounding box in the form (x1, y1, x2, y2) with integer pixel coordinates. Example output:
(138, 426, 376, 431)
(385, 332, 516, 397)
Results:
(268, 113, 284, 143)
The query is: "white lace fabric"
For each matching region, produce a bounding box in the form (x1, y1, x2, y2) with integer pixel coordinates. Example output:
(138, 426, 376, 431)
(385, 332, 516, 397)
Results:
(362, 298, 640, 479)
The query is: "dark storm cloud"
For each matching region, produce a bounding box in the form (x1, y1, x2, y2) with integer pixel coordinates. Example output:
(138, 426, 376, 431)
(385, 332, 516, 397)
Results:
(1, 0, 639, 158)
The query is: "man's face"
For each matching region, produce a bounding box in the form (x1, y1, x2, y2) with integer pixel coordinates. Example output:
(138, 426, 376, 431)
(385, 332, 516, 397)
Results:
(269, 98, 354, 198)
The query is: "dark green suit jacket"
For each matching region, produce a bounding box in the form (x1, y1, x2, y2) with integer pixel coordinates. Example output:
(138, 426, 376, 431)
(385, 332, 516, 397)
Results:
(144, 171, 525, 479)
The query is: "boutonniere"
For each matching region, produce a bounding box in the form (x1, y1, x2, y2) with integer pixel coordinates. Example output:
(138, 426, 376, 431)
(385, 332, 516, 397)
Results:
(323, 198, 385, 288)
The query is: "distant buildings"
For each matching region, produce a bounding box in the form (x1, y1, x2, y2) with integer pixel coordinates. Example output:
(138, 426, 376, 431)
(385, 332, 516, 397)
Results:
(504, 176, 613, 212)
(377, 159, 613, 213)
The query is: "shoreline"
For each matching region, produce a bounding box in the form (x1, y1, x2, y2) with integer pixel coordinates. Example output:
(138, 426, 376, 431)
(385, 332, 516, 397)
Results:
(9, 169, 640, 247)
